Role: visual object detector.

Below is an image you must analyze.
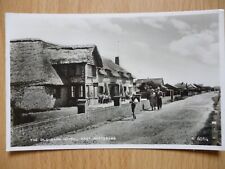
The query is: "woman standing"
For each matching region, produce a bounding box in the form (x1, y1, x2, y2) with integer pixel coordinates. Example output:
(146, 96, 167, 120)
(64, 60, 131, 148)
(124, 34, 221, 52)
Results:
(149, 89, 157, 111)
(156, 87, 163, 110)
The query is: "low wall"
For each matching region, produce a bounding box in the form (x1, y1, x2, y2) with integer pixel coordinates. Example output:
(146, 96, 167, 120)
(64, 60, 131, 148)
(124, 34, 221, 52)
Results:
(11, 100, 149, 146)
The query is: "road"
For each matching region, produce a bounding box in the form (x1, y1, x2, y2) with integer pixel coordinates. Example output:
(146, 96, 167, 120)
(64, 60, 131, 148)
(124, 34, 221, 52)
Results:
(37, 92, 217, 145)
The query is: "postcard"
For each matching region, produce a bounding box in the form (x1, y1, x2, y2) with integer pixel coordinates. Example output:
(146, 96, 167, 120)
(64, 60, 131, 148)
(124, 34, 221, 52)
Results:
(5, 10, 225, 151)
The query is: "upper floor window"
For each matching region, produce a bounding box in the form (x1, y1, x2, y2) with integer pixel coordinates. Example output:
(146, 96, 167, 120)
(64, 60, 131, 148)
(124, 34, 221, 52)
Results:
(87, 65, 96, 77)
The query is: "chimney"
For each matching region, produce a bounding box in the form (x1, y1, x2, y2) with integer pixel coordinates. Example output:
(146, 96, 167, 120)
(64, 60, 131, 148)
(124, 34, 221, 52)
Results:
(115, 56, 119, 65)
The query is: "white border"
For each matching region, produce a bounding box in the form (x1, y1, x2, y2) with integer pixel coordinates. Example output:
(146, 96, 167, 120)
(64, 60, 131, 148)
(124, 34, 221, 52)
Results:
(5, 12, 11, 152)
(5, 9, 225, 151)
(219, 10, 225, 149)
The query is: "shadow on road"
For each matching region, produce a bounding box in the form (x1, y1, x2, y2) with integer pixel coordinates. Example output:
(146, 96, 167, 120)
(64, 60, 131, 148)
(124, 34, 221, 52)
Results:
(117, 117, 135, 121)
(141, 108, 153, 111)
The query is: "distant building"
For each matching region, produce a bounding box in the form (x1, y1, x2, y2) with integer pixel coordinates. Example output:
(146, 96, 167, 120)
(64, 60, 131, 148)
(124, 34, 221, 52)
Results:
(164, 83, 179, 96)
(135, 78, 166, 98)
(187, 84, 198, 96)
(174, 82, 188, 96)
(212, 86, 220, 91)
(135, 78, 166, 92)
(136, 78, 164, 86)
(10, 39, 134, 111)
(99, 58, 134, 100)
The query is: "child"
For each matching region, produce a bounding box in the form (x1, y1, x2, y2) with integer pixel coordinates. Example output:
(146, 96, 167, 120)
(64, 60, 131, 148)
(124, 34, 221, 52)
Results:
(130, 96, 138, 120)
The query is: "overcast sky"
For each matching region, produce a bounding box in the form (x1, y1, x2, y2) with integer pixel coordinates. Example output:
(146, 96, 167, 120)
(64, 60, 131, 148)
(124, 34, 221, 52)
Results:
(7, 12, 221, 86)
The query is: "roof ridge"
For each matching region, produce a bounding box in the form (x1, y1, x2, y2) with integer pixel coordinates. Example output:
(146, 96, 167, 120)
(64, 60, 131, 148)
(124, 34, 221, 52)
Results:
(10, 38, 97, 49)
(10, 38, 43, 43)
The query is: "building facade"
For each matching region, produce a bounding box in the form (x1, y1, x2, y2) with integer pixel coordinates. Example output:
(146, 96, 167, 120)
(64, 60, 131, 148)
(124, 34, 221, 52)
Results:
(10, 39, 134, 111)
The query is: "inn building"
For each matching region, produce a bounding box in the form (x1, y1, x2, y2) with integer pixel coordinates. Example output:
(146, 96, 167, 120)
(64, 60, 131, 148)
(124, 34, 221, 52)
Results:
(10, 39, 134, 111)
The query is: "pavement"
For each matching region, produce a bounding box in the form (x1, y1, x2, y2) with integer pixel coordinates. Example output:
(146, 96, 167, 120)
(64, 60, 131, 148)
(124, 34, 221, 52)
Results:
(36, 92, 217, 145)
(29, 96, 171, 123)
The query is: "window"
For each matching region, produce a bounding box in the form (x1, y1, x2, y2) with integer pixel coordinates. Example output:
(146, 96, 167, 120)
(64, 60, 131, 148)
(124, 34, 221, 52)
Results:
(92, 66, 96, 77)
(71, 86, 76, 98)
(71, 85, 84, 98)
(53, 87, 61, 98)
(87, 65, 96, 77)
(79, 85, 84, 97)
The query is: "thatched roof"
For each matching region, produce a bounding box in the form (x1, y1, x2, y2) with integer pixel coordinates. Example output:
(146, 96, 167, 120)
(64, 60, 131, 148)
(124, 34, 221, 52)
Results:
(187, 84, 197, 90)
(102, 58, 133, 78)
(10, 38, 133, 86)
(10, 40, 63, 86)
(46, 45, 103, 67)
(175, 82, 187, 89)
(164, 83, 179, 90)
(193, 84, 204, 88)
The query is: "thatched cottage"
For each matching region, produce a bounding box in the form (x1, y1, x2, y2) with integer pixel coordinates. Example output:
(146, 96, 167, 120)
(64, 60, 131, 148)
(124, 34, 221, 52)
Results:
(100, 58, 134, 98)
(10, 39, 134, 111)
(135, 78, 166, 91)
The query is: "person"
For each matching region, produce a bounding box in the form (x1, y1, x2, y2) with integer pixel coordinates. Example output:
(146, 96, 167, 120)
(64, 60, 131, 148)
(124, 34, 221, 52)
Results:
(170, 90, 174, 102)
(130, 96, 138, 120)
(156, 87, 163, 110)
(149, 89, 157, 111)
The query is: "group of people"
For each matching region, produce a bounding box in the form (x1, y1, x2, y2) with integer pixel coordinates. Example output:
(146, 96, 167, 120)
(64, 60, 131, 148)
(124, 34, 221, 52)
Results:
(130, 86, 163, 120)
(147, 87, 163, 111)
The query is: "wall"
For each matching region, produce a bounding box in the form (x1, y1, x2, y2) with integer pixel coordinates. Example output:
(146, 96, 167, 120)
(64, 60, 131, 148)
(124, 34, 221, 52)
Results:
(11, 100, 149, 146)
(54, 86, 69, 107)
(85, 64, 99, 85)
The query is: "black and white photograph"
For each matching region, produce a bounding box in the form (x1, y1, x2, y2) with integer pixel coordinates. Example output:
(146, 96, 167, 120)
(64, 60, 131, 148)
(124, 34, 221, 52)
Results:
(6, 10, 225, 151)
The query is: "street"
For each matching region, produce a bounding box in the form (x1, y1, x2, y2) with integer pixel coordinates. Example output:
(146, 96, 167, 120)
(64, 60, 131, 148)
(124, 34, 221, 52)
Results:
(37, 92, 217, 145)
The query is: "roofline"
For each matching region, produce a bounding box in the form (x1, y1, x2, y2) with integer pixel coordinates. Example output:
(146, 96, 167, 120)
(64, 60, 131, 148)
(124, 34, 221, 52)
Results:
(10, 38, 44, 43)
(46, 44, 97, 50)
(10, 38, 97, 49)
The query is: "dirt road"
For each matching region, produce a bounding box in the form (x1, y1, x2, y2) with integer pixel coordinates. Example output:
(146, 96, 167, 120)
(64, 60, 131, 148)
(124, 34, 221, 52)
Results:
(37, 92, 217, 145)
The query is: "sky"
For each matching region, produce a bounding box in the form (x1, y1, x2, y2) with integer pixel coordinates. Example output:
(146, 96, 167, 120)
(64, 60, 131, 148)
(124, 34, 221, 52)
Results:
(6, 12, 221, 86)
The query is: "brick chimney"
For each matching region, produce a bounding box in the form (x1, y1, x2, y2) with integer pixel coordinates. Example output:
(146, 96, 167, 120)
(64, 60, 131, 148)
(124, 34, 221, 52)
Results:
(115, 56, 119, 65)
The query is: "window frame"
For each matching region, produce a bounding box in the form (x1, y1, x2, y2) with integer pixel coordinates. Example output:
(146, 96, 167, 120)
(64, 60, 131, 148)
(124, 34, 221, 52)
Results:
(87, 65, 97, 77)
